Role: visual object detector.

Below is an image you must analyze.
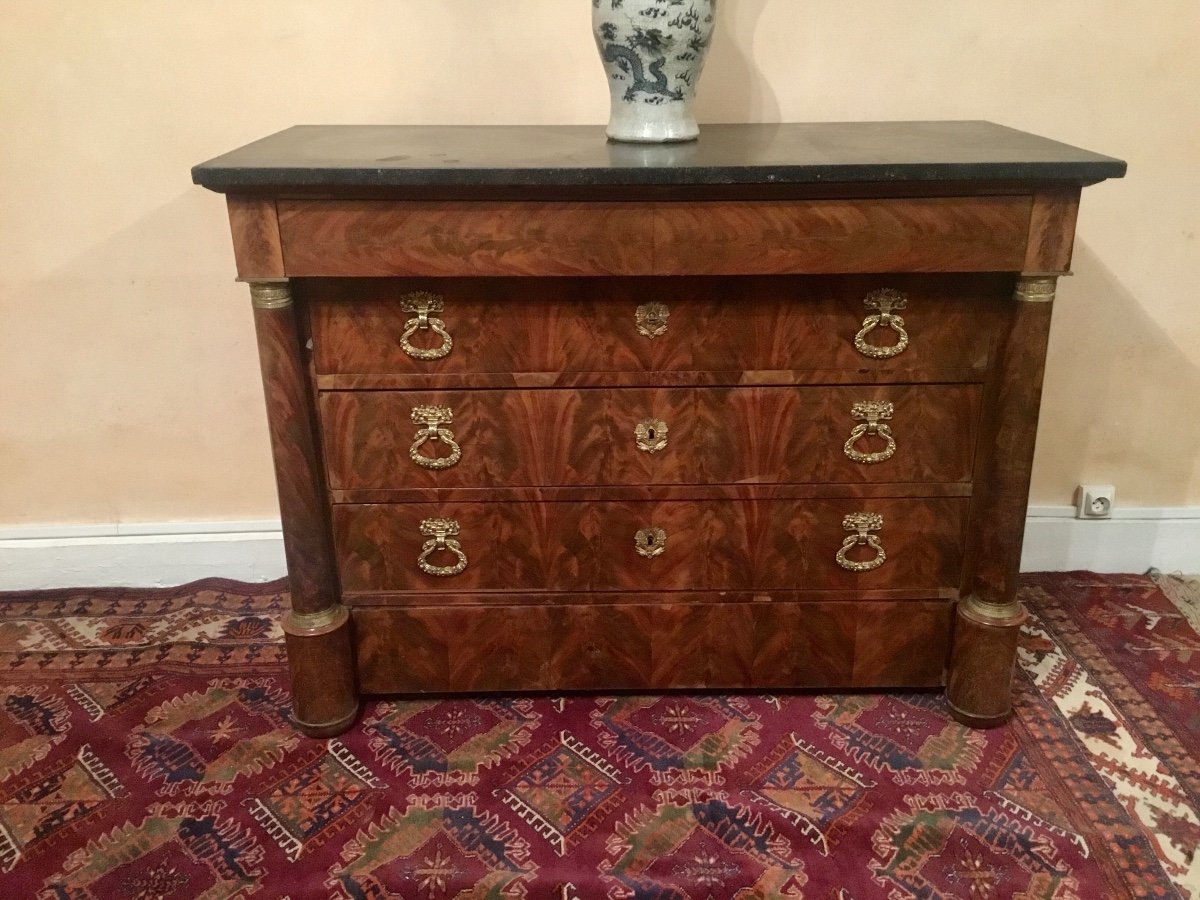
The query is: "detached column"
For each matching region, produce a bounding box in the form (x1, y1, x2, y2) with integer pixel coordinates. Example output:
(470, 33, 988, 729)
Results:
(947, 274, 1057, 727)
(250, 281, 358, 737)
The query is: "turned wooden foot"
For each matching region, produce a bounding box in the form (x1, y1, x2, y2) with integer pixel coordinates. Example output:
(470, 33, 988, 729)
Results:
(946, 596, 1028, 728)
(283, 606, 359, 737)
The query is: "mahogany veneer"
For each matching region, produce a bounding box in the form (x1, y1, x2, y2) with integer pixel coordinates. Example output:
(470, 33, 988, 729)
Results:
(194, 122, 1124, 736)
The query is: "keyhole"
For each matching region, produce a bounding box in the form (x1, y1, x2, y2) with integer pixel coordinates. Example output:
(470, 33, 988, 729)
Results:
(646, 428, 656, 440)
(644, 533, 656, 547)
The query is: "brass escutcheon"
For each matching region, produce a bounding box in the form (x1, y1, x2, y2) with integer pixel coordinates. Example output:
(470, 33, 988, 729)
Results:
(635, 302, 669, 339)
(635, 418, 669, 454)
(835, 512, 887, 572)
(417, 517, 468, 577)
(844, 401, 897, 464)
(409, 405, 462, 470)
(635, 526, 667, 559)
(854, 289, 909, 359)
(399, 292, 454, 360)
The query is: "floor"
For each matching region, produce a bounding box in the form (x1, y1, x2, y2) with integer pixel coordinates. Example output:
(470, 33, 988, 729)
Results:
(0, 572, 1196, 898)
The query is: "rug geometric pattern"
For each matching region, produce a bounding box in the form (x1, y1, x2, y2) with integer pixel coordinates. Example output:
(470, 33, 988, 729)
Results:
(0, 574, 1195, 898)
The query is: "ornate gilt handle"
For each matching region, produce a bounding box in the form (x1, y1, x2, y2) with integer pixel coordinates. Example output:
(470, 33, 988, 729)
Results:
(410, 405, 462, 470)
(844, 401, 896, 464)
(399, 292, 453, 361)
(635, 526, 667, 559)
(854, 289, 909, 359)
(417, 517, 468, 577)
(835, 513, 887, 572)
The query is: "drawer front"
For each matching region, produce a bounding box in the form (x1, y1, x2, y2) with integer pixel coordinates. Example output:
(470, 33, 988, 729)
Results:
(352, 600, 954, 694)
(278, 197, 1030, 278)
(320, 388, 611, 489)
(305, 274, 1010, 381)
(612, 384, 981, 486)
(333, 498, 967, 594)
(322, 384, 981, 490)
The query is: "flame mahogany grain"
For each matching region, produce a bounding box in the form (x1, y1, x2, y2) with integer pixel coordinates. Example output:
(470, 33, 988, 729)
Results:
(206, 124, 1117, 734)
(320, 383, 981, 491)
(331, 497, 968, 594)
(278, 197, 1030, 277)
(251, 291, 357, 735)
(303, 274, 1011, 380)
(351, 600, 954, 694)
(227, 197, 284, 279)
(251, 300, 338, 616)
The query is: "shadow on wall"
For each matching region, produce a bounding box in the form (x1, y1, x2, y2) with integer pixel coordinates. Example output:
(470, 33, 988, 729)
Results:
(695, 0, 780, 124)
(1036, 243, 1200, 511)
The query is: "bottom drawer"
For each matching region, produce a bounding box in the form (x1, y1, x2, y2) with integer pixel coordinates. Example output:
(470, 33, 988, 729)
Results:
(352, 600, 953, 694)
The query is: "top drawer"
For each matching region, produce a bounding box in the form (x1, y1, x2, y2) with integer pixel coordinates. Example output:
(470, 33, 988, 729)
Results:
(277, 197, 1031, 277)
(305, 274, 1012, 386)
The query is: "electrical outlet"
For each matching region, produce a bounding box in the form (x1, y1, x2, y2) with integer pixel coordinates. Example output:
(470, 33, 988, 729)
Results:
(1075, 484, 1115, 519)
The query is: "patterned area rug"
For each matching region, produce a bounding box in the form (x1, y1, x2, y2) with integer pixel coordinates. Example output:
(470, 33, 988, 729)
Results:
(0, 573, 1196, 899)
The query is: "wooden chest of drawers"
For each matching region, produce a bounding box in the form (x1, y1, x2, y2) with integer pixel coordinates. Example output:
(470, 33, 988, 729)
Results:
(194, 122, 1123, 736)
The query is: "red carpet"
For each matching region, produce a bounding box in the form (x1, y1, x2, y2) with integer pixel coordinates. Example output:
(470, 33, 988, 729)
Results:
(0, 573, 1196, 898)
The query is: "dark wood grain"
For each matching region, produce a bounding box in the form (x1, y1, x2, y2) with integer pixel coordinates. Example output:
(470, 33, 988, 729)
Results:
(205, 123, 1117, 732)
(251, 283, 358, 736)
(342, 587, 959, 607)
(227, 197, 284, 279)
(946, 600, 1028, 727)
(958, 297, 1053, 608)
(279, 200, 656, 277)
(278, 197, 1030, 276)
(351, 600, 952, 694)
(314, 368, 991, 391)
(947, 282, 1055, 726)
(1024, 187, 1081, 273)
(680, 383, 980, 486)
(321, 383, 980, 491)
(320, 388, 610, 490)
(284, 618, 358, 737)
(332, 497, 968, 594)
(304, 274, 1011, 381)
(329, 481, 974, 505)
(651, 198, 1030, 274)
(252, 291, 339, 616)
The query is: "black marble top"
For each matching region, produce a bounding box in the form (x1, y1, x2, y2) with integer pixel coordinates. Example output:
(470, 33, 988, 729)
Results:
(192, 122, 1125, 192)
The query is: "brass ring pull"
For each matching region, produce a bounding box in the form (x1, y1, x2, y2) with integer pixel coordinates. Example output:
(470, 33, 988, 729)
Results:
(409, 406, 462, 470)
(854, 289, 909, 359)
(635, 419, 669, 454)
(843, 401, 896, 465)
(835, 513, 887, 572)
(399, 292, 453, 361)
(635, 526, 667, 559)
(417, 517, 468, 577)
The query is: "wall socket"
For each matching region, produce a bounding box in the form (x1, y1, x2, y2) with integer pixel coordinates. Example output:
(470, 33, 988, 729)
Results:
(1076, 484, 1116, 519)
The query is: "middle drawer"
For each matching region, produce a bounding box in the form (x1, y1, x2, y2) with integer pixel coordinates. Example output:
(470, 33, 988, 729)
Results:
(321, 384, 981, 491)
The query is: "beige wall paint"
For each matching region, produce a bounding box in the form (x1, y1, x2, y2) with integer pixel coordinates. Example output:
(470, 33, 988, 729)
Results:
(1, 0, 1197, 527)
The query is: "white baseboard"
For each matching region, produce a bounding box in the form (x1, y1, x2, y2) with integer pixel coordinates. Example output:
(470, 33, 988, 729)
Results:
(0, 509, 1196, 590)
(0, 521, 286, 590)
(1021, 505, 1200, 574)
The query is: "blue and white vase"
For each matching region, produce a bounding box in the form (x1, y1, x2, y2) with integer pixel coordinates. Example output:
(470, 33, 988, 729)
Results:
(592, 0, 716, 143)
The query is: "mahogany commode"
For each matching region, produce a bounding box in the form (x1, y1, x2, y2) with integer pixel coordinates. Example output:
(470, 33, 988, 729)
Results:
(193, 122, 1124, 736)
